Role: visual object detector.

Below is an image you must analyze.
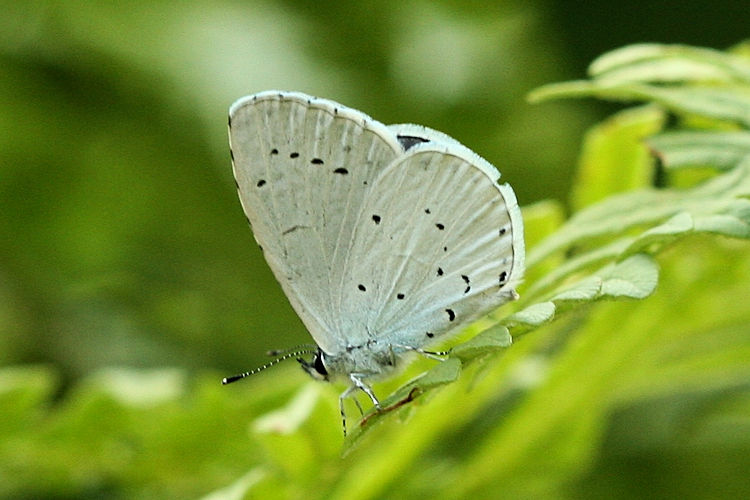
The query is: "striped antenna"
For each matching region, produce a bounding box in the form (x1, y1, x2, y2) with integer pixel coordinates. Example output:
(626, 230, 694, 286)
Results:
(222, 346, 318, 385)
(265, 344, 317, 357)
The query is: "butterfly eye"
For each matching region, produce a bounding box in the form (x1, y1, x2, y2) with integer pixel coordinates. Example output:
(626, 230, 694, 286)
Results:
(313, 351, 328, 377)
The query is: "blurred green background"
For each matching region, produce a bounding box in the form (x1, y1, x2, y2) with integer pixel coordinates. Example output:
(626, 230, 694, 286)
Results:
(2, 1, 749, 499)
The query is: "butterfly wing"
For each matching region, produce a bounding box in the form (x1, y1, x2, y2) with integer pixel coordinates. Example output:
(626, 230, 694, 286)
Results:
(337, 139, 524, 349)
(230, 92, 524, 356)
(228, 91, 402, 354)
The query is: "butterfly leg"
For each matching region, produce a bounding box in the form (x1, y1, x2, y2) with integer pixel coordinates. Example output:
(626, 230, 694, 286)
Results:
(392, 343, 450, 361)
(352, 396, 365, 417)
(350, 373, 381, 409)
(339, 377, 380, 436)
(339, 386, 356, 436)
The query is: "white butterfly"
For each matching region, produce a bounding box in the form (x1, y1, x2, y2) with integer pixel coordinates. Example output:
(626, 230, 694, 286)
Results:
(224, 91, 524, 434)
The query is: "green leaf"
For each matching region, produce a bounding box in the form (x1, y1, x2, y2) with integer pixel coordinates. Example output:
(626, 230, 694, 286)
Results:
(529, 44, 750, 128)
(502, 302, 556, 331)
(647, 131, 750, 170)
(531, 82, 750, 127)
(695, 211, 750, 237)
(526, 239, 632, 302)
(529, 160, 750, 268)
(520, 199, 567, 288)
(624, 212, 695, 255)
(588, 43, 750, 84)
(549, 275, 603, 303)
(572, 106, 664, 210)
(598, 254, 659, 300)
(520, 199, 566, 251)
(523, 254, 657, 325)
(450, 325, 512, 363)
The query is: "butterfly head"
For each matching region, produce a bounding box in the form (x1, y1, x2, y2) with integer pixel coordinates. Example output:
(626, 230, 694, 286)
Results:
(298, 349, 329, 381)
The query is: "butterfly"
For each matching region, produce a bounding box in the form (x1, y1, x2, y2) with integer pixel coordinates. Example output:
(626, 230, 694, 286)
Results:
(223, 91, 524, 435)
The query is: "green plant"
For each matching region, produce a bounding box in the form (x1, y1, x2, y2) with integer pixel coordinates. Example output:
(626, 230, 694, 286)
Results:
(2, 42, 749, 500)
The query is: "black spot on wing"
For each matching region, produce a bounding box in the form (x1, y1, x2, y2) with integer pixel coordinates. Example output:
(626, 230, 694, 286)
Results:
(358, 284, 366, 292)
(435, 223, 445, 230)
(256, 179, 266, 187)
(397, 293, 405, 300)
(290, 152, 299, 159)
(437, 267, 444, 277)
(396, 134, 429, 151)
(446, 309, 456, 321)
(372, 214, 381, 224)
(499, 271, 508, 286)
(311, 158, 324, 165)
(334, 167, 349, 175)
(270, 148, 279, 155)
(426, 332, 434, 338)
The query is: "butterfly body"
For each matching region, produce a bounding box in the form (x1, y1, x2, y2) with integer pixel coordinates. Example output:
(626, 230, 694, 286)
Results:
(301, 342, 403, 382)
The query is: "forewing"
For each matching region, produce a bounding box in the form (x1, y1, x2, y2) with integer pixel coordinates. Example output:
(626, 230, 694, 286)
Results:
(228, 91, 402, 353)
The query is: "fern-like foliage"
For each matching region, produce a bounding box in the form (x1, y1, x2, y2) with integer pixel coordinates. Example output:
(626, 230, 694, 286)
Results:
(343, 43, 750, 452)
(3, 43, 750, 500)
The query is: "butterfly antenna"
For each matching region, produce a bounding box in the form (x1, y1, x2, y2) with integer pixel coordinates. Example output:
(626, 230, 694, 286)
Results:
(265, 344, 318, 357)
(222, 346, 318, 385)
